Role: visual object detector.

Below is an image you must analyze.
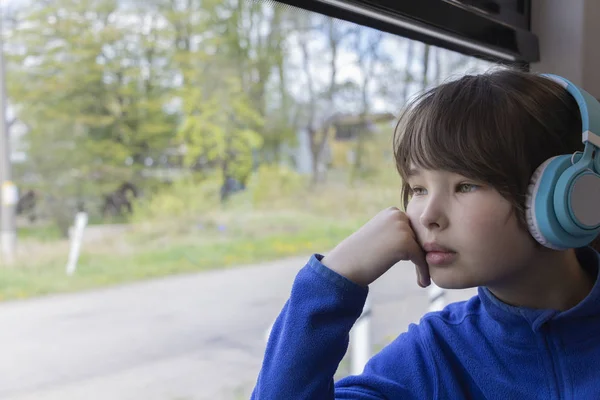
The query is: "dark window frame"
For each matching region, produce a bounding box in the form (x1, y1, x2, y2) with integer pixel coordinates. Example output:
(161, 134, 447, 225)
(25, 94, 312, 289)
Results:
(275, 0, 537, 69)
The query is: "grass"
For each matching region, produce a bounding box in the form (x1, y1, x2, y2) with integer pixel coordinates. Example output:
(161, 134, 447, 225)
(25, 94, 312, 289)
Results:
(17, 224, 63, 242)
(0, 211, 362, 301)
(1, 166, 402, 302)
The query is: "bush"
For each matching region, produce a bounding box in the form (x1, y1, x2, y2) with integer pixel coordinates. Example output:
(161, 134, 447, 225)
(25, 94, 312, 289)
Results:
(131, 177, 222, 222)
(246, 164, 308, 208)
(130, 162, 402, 226)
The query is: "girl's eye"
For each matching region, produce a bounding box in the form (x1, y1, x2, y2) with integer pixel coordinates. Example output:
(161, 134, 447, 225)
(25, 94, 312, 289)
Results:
(410, 183, 479, 196)
(410, 186, 427, 196)
(457, 183, 479, 193)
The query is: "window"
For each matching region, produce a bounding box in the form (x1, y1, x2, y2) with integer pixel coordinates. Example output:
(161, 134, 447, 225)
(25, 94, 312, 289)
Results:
(2, 0, 497, 398)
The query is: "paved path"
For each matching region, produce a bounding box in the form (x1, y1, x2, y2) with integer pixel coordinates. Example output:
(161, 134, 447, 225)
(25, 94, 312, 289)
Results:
(0, 255, 476, 399)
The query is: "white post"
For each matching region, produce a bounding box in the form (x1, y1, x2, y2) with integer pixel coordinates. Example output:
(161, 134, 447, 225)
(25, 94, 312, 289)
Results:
(428, 282, 446, 312)
(350, 295, 371, 375)
(66, 211, 88, 276)
(0, 15, 16, 266)
(1, 181, 17, 265)
(265, 321, 274, 343)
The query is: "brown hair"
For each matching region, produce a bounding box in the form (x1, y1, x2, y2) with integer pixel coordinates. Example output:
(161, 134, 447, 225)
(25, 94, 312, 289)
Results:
(393, 68, 599, 249)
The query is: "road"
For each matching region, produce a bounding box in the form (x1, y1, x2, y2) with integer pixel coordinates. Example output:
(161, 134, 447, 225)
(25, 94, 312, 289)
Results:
(0, 255, 476, 400)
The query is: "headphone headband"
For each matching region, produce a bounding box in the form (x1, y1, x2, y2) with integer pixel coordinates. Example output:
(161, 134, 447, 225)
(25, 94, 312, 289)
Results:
(542, 74, 600, 148)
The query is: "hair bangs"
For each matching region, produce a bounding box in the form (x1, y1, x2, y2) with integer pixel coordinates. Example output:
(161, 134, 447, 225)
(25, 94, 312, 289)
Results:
(393, 74, 527, 209)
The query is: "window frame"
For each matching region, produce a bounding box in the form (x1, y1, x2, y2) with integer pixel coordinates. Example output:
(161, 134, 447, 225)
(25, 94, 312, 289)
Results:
(275, 0, 538, 68)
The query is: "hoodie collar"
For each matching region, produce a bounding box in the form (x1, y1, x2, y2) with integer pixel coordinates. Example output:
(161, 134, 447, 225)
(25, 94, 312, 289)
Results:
(478, 247, 600, 338)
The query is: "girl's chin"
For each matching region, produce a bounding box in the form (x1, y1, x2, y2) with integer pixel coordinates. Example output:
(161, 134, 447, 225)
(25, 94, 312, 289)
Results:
(430, 270, 481, 290)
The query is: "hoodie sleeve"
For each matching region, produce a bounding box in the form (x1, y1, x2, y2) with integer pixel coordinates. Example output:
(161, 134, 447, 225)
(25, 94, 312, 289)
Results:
(250, 254, 437, 400)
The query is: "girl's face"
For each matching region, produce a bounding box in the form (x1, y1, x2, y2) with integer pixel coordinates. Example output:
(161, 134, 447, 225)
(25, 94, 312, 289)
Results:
(405, 167, 539, 289)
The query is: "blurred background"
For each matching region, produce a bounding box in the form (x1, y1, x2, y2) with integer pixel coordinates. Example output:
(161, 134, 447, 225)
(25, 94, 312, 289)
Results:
(0, 0, 590, 399)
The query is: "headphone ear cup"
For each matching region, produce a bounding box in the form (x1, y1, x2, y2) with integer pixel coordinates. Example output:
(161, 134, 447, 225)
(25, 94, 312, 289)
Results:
(526, 156, 573, 250)
(526, 157, 563, 249)
(554, 166, 600, 234)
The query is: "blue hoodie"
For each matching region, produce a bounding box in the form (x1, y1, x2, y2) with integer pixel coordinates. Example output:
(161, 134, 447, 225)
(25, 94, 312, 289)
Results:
(251, 247, 600, 399)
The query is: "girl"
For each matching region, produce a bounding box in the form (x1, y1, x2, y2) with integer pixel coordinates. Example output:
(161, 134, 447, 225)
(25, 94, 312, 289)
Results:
(251, 69, 600, 399)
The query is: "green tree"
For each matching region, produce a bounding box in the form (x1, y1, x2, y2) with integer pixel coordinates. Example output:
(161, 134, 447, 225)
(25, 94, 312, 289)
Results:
(7, 0, 178, 229)
(177, 76, 264, 201)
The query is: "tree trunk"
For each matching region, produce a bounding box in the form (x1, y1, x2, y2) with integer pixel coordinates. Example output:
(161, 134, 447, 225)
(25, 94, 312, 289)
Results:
(402, 40, 414, 104)
(422, 44, 430, 90)
(434, 46, 442, 85)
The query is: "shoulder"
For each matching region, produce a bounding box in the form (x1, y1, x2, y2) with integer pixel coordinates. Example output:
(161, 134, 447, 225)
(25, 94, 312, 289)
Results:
(336, 321, 439, 398)
(378, 294, 485, 378)
(421, 293, 483, 327)
(373, 294, 484, 366)
(335, 295, 485, 398)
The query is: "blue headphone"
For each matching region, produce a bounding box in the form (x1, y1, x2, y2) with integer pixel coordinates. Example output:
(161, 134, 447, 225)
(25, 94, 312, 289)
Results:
(526, 74, 600, 250)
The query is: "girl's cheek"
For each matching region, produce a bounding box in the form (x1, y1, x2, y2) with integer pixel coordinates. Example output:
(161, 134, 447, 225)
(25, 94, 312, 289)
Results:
(405, 202, 418, 222)
(460, 201, 510, 233)
(405, 203, 424, 235)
